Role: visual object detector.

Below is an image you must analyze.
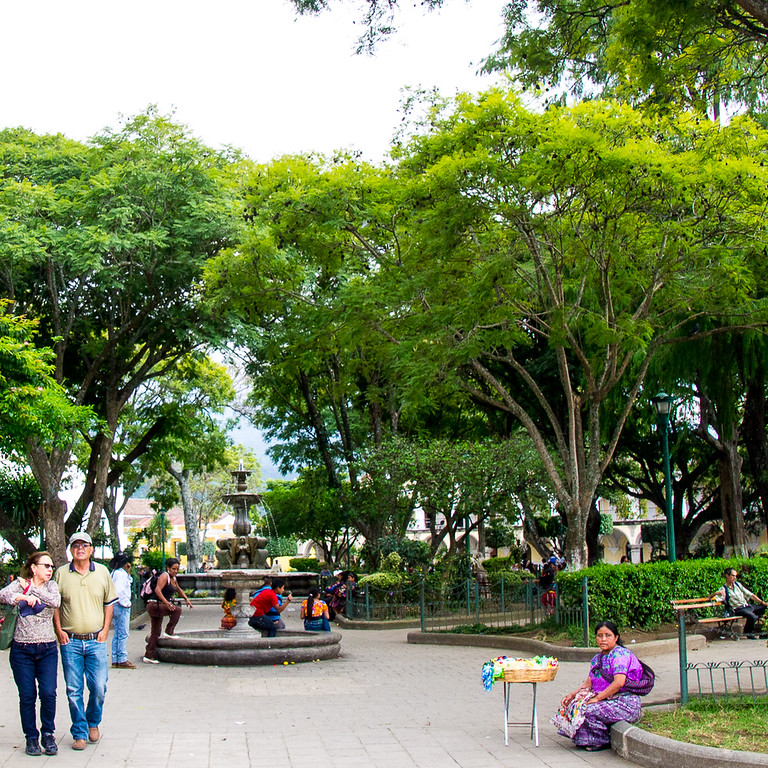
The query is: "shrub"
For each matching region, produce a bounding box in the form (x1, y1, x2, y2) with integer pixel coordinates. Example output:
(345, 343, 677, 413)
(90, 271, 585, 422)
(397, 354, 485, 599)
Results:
(140, 550, 165, 572)
(481, 555, 513, 575)
(381, 552, 403, 573)
(358, 572, 410, 590)
(558, 557, 768, 629)
(288, 557, 323, 573)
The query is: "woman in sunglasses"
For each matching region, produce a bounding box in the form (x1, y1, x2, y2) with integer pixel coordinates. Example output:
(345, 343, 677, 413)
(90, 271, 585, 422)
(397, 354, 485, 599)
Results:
(0, 551, 61, 756)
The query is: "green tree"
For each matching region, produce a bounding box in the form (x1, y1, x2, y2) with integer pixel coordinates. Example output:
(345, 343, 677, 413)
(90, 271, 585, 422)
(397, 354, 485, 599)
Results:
(0, 302, 90, 458)
(260, 470, 350, 566)
(485, 0, 768, 114)
(0, 111, 241, 563)
(364, 93, 768, 568)
(122, 356, 238, 572)
(0, 465, 43, 559)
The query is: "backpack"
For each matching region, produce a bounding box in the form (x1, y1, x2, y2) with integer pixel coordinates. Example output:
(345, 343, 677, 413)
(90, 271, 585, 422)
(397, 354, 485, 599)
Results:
(140, 572, 158, 603)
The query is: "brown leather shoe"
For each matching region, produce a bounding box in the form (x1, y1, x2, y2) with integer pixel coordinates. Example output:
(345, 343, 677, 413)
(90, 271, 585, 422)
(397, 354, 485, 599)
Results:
(72, 739, 87, 750)
(88, 727, 100, 743)
(113, 660, 137, 669)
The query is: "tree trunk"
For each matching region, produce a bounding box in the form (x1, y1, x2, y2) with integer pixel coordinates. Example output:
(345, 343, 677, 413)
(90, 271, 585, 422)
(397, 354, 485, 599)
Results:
(741, 377, 768, 534)
(561, 500, 589, 570)
(586, 501, 601, 566)
(168, 465, 203, 573)
(719, 441, 748, 556)
(26, 443, 70, 565)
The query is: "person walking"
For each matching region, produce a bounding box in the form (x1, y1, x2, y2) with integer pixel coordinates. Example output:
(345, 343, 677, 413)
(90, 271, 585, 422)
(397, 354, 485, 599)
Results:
(109, 553, 135, 669)
(142, 558, 193, 664)
(53, 532, 117, 751)
(0, 551, 61, 756)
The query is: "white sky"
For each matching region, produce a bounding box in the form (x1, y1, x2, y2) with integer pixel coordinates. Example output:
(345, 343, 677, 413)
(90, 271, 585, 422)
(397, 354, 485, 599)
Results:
(3, 0, 507, 163)
(4, 0, 508, 479)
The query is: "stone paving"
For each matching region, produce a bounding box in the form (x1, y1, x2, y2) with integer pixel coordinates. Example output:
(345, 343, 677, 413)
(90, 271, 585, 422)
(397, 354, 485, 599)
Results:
(0, 603, 765, 767)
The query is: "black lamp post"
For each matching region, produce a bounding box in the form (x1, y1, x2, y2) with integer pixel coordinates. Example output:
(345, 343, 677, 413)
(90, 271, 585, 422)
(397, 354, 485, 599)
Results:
(652, 392, 676, 563)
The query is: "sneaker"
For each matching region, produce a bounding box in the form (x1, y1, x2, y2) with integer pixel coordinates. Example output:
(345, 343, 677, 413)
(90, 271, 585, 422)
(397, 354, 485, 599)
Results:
(41, 734, 57, 756)
(71, 739, 87, 751)
(142, 656, 159, 664)
(25, 738, 41, 756)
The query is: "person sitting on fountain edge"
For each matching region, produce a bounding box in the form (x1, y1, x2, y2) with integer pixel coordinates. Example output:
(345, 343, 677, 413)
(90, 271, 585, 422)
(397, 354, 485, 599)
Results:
(248, 579, 291, 638)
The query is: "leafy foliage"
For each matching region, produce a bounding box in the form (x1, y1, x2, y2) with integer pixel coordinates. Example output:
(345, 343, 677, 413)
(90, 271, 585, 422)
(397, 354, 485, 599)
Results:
(558, 557, 768, 628)
(288, 557, 324, 572)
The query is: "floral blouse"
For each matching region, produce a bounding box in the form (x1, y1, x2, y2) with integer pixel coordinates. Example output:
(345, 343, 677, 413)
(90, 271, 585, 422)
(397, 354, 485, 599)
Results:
(0, 579, 61, 644)
(301, 598, 328, 618)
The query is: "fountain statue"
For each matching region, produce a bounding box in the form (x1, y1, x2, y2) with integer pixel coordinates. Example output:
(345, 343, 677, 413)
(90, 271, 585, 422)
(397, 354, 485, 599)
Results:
(156, 461, 341, 665)
(215, 462, 268, 569)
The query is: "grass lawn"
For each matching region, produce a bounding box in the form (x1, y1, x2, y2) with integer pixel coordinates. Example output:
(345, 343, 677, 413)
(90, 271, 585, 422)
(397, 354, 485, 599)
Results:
(640, 696, 768, 753)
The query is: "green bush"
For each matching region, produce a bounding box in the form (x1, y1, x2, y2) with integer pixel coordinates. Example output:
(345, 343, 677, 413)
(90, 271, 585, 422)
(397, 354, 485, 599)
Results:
(358, 572, 410, 590)
(558, 557, 768, 629)
(140, 550, 166, 572)
(288, 557, 323, 573)
(481, 556, 514, 575)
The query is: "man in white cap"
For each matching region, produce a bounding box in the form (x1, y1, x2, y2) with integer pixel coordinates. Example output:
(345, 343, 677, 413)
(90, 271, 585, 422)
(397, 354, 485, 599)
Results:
(53, 532, 118, 751)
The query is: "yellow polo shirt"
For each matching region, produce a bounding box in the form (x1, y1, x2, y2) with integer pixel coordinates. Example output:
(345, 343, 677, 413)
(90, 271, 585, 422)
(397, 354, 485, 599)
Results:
(54, 561, 118, 634)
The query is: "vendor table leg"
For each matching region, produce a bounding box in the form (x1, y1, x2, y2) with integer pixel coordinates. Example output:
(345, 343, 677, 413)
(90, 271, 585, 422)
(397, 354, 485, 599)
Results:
(531, 682, 539, 747)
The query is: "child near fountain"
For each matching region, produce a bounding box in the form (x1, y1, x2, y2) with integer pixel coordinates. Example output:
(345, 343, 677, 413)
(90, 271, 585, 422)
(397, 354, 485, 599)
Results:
(220, 588, 237, 630)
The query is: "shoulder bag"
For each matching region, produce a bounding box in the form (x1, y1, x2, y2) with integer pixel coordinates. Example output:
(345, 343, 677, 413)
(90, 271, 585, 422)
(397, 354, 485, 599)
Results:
(0, 581, 31, 650)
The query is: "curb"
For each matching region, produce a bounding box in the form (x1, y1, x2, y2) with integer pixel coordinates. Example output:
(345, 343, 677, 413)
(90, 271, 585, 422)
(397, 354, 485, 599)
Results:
(611, 720, 768, 768)
(405, 631, 707, 661)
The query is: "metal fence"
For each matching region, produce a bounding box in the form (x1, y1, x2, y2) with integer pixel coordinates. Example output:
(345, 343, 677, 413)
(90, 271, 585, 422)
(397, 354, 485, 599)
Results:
(686, 660, 768, 702)
(348, 576, 587, 639)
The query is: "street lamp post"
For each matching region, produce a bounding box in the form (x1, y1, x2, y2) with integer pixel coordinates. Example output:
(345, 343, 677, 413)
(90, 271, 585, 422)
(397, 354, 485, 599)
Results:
(159, 510, 167, 571)
(652, 392, 676, 563)
(652, 391, 687, 703)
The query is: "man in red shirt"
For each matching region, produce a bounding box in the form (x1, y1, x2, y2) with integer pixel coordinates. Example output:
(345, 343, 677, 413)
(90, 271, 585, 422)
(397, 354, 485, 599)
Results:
(248, 579, 292, 637)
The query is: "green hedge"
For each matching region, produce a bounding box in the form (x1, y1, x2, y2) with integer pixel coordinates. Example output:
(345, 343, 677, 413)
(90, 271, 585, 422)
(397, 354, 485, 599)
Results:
(558, 557, 768, 629)
(288, 557, 323, 573)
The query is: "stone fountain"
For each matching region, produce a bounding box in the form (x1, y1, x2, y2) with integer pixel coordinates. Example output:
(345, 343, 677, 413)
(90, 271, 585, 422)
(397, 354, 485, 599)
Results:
(215, 462, 267, 570)
(156, 463, 341, 665)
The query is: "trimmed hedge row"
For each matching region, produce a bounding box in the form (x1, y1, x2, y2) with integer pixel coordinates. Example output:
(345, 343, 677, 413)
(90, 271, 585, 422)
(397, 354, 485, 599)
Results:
(557, 557, 768, 629)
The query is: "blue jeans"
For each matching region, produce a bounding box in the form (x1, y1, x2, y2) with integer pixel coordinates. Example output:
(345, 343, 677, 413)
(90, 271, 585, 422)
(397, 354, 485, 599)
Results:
(60, 638, 108, 739)
(9, 641, 58, 739)
(248, 615, 277, 637)
(111, 604, 131, 663)
(303, 617, 331, 632)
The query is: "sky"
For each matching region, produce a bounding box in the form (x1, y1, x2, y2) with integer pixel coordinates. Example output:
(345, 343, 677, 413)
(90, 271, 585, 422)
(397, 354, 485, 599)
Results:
(3, 0, 509, 480)
(3, 0, 507, 164)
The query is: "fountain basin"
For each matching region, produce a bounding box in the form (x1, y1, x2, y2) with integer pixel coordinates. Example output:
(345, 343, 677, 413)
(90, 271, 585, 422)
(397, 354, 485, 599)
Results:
(177, 570, 319, 597)
(156, 629, 341, 666)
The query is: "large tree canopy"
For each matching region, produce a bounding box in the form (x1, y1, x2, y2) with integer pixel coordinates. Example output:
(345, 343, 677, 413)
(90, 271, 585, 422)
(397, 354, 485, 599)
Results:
(485, 0, 768, 113)
(233, 92, 768, 566)
(0, 110, 241, 563)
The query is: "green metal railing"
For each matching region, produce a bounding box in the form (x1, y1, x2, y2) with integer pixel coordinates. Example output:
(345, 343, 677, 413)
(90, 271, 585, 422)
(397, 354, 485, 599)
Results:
(686, 660, 768, 702)
(347, 575, 589, 636)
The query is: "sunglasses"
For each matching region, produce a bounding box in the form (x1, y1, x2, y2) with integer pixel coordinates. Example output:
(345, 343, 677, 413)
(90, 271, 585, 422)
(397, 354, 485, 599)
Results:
(35, 563, 54, 569)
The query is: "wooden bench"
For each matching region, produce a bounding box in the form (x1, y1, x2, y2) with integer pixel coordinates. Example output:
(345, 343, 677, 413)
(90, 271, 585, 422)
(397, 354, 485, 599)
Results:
(670, 597, 743, 640)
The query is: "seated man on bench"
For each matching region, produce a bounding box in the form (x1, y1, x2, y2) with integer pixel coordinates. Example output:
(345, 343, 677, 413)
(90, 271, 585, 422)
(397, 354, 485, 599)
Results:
(711, 568, 767, 638)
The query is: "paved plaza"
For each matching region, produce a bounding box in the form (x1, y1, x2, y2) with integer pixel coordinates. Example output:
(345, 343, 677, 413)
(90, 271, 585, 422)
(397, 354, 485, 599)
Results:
(0, 603, 764, 767)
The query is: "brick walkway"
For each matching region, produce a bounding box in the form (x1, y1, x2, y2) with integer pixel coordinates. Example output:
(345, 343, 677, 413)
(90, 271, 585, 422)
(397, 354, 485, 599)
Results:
(0, 603, 763, 767)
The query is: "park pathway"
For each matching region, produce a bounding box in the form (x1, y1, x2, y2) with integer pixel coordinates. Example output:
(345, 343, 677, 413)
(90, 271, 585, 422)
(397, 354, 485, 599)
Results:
(0, 602, 763, 767)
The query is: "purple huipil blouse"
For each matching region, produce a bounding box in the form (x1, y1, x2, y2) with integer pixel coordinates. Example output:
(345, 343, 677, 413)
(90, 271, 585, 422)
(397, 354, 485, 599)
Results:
(589, 645, 643, 694)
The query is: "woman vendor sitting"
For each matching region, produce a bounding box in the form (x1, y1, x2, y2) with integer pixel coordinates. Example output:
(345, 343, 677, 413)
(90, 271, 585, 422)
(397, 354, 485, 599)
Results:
(552, 620, 650, 751)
